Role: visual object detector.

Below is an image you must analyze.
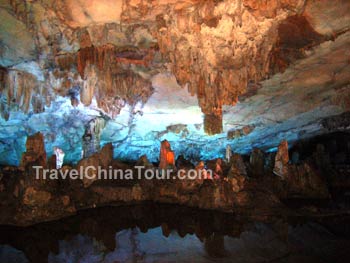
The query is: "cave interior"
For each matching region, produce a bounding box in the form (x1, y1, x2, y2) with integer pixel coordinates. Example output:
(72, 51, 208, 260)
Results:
(0, 0, 350, 262)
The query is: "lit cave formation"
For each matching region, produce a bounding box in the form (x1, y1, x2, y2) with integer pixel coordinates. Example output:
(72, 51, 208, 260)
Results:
(0, 1, 350, 262)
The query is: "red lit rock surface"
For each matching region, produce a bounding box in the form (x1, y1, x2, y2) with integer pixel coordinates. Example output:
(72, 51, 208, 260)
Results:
(159, 140, 175, 169)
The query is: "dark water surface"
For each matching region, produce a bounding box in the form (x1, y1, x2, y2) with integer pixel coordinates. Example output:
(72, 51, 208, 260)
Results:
(0, 203, 349, 263)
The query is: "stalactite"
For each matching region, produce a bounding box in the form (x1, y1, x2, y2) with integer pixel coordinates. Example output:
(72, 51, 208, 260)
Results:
(0, 69, 46, 119)
(55, 53, 77, 71)
(204, 112, 223, 135)
(77, 46, 96, 79)
(154, 0, 308, 134)
(81, 64, 97, 106)
(76, 44, 153, 118)
(0, 67, 9, 120)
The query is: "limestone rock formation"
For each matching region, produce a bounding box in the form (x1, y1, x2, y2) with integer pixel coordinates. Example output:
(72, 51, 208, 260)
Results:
(225, 145, 232, 162)
(228, 154, 247, 178)
(99, 143, 114, 168)
(0, 69, 46, 119)
(77, 45, 154, 118)
(78, 143, 114, 188)
(223, 153, 247, 192)
(1, 132, 349, 226)
(0, 0, 348, 166)
(82, 118, 106, 158)
(159, 140, 175, 169)
(21, 132, 47, 168)
(77, 155, 100, 188)
(283, 162, 329, 199)
(53, 147, 65, 169)
(153, 0, 326, 133)
(136, 155, 154, 169)
(249, 148, 265, 177)
(23, 187, 52, 207)
(227, 125, 255, 140)
(175, 155, 194, 170)
(273, 140, 289, 178)
(48, 154, 57, 170)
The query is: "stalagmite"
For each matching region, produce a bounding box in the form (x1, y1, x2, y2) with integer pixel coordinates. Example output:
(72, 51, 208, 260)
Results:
(53, 147, 65, 169)
(21, 132, 47, 168)
(273, 140, 289, 178)
(225, 145, 232, 163)
(159, 140, 175, 169)
(228, 154, 247, 178)
(82, 118, 106, 158)
(250, 148, 265, 177)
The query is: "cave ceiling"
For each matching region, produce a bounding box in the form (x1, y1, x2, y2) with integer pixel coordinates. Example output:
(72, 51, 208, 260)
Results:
(0, 0, 349, 165)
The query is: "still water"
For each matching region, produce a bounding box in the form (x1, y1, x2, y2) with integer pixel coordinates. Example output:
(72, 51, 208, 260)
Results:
(0, 203, 349, 263)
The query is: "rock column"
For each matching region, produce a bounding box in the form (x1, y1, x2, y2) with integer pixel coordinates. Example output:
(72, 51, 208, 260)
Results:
(82, 118, 106, 158)
(273, 140, 289, 178)
(21, 132, 47, 168)
(159, 140, 175, 169)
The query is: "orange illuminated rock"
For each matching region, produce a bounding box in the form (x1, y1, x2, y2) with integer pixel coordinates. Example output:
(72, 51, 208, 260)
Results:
(159, 140, 175, 169)
(167, 152, 175, 166)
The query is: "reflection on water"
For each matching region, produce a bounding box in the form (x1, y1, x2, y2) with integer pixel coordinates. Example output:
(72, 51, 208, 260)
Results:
(0, 203, 349, 263)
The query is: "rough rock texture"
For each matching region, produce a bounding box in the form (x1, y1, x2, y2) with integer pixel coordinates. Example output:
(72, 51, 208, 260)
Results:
(249, 148, 265, 177)
(23, 187, 52, 207)
(282, 162, 329, 199)
(0, 69, 46, 119)
(82, 117, 106, 158)
(154, 0, 296, 133)
(0, 162, 282, 226)
(0, 0, 349, 166)
(76, 45, 154, 118)
(77, 143, 114, 188)
(99, 143, 113, 168)
(21, 132, 47, 168)
(273, 140, 289, 178)
(228, 153, 247, 179)
(2, 133, 347, 226)
(159, 140, 175, 169)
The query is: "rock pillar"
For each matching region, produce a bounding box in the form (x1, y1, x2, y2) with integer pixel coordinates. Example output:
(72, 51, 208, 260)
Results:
(82, 117, 106, 158)
(159, 140, 175, 169)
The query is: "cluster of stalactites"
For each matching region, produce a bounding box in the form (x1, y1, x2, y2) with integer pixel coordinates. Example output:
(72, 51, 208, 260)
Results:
(76, 45, 154, 119)
(154, 0, 306, 134)
(0, 68, 48, 120)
